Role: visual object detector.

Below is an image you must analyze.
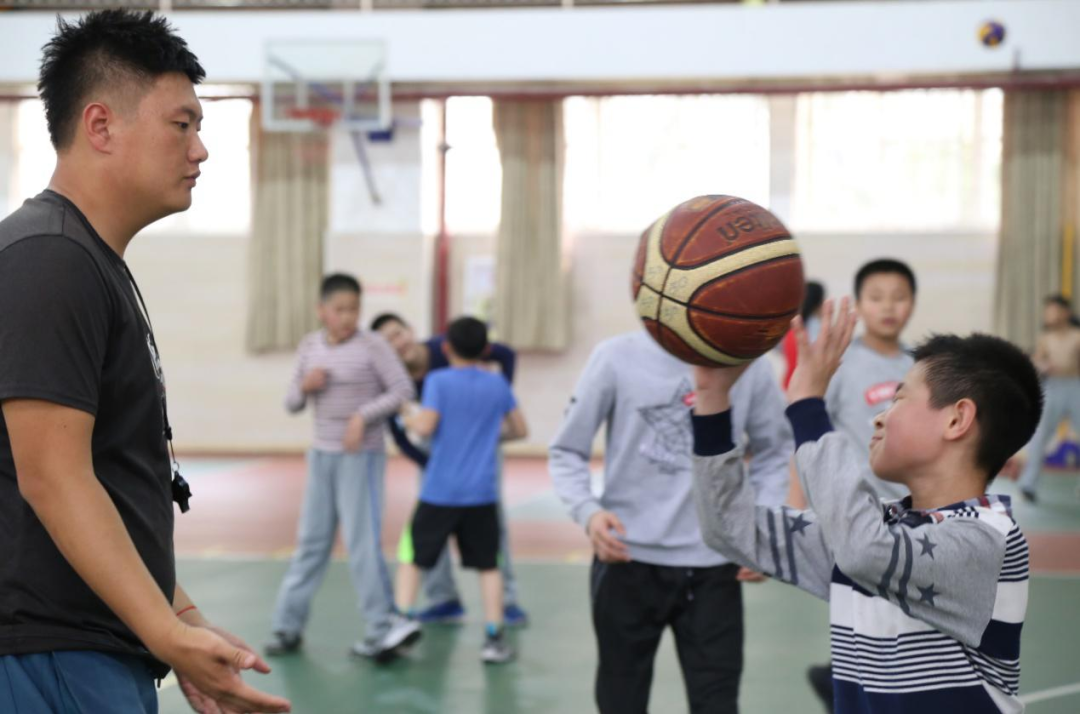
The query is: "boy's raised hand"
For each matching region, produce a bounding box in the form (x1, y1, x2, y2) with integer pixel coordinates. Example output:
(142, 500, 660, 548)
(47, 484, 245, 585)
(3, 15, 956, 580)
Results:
(787, 297, 858, 404)
(692, 361, 754, 416)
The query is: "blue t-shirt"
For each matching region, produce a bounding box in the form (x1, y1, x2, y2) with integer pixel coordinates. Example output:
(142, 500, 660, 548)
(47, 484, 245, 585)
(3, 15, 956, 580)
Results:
(420, 367, 517, 506)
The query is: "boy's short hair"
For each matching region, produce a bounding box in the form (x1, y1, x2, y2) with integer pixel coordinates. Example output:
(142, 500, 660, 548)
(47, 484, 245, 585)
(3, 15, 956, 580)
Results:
(913, 334, 1043, 483)
(39, 10, 205, 150)
(371, 313, 406, 332)
(320, 273, 361, 301)
(801, 281, 826, 321)
(854, 259, 917, 299)
(447, 317, 489, 360)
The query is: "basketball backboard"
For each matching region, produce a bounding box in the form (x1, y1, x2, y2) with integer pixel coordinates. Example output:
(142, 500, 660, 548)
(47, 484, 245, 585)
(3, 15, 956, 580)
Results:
(261, 39, 391, 133)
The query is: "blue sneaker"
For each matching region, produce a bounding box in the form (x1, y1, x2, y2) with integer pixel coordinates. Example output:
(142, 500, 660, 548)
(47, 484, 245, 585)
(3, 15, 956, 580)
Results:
(417, 599, 466, 624)
(504, 604, 529, 628)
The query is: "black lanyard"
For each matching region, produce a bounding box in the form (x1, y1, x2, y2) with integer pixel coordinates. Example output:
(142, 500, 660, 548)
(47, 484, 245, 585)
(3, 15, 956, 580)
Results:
(44, 190, 192, 513)
(121, 264, 193, 514)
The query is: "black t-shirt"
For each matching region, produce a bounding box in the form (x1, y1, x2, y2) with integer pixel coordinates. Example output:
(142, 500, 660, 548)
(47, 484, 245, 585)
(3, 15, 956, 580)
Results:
(0, 191, 174, 675)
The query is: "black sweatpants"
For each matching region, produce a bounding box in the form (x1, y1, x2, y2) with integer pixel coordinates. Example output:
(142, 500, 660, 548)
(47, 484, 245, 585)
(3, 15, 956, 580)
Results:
(590, 559, 744, 714)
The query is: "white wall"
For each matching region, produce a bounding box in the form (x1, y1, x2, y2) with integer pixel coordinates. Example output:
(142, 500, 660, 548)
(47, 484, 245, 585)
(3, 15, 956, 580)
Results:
(1, 1, 1078, 86)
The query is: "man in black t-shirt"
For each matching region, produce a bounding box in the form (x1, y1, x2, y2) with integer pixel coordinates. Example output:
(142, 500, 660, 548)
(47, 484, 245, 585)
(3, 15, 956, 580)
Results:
(0, 11, 289, 714)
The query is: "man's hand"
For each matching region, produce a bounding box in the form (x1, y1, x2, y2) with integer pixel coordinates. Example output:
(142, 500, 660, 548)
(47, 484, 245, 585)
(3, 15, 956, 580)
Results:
(155, 622, 290, 714)
(587, 510, 630, 563)
(692, 361, 754, 416)
(301, 368, 328, 395)
(787, 297, 858, 404)
(343, 414, 365, 452)
(736, 567, 768, 584)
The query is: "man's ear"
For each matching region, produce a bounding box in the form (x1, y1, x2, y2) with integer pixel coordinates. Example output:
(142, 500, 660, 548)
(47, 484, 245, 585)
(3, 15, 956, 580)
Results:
(82, 103, 115, 154)
(943, 398, 978, 443)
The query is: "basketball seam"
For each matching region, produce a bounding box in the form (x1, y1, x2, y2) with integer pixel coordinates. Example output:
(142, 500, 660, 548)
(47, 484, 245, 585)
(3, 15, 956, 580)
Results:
(684, 305, 799, 322)
(667, 197, 745, 266)
(685, 315, 760, 362)
(659, 198, 744, 312)
(673, 234, 795, 271)
(683, 253, 803, 308)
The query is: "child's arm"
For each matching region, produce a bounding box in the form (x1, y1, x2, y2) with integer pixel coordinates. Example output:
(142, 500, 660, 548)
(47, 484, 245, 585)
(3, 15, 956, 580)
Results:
(692, 372, 836, 601)
(403, 407, 439, 438)
(486, 341, 517, 384)
(501, 407, 528, 441)
(1031, 334, 1051, 375)
(357, 335, 417, 426)
(285, 336, 318, 414)
(549, 345, 619, 539)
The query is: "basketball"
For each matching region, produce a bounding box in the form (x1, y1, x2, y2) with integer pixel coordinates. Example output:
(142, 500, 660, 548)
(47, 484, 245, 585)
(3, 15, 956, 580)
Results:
(979, 20, 1006, 47)
(632, 195, 805, 367)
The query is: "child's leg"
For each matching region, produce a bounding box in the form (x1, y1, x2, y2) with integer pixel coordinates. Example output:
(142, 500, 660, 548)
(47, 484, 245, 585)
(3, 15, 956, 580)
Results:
(479, 569, 505, 627)
(494, 452, 520, 607)
(421, 547, 461, 607)
(456, 504, 504, 631)
(271, 450, 339, 636)
(336, 451, 395, 645)
(395, 561, 423, 614)
(1019, 380, 1067, 493)
(401, 503, 458, 613)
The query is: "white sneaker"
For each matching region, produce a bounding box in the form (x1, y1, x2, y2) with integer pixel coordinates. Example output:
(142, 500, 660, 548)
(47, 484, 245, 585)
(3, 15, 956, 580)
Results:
(481, 635, 515, 664)
(380, 614, 422, 653)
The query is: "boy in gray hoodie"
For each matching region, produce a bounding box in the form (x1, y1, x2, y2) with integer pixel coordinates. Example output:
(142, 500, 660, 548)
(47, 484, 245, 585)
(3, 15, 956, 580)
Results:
(549, 329, 791, 714)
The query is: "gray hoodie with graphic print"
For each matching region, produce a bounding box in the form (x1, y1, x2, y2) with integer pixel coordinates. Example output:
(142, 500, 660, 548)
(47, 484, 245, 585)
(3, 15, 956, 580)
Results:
(548, 330, 792, 568)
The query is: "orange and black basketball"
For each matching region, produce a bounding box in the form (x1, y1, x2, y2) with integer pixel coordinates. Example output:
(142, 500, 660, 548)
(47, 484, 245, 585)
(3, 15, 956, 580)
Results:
(632, 195, 805, 367)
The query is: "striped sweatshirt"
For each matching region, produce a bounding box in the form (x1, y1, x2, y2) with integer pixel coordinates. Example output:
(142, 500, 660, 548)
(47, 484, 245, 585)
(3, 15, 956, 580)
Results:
(285, 329, 415, 453)
(691, 399, 1027, 714)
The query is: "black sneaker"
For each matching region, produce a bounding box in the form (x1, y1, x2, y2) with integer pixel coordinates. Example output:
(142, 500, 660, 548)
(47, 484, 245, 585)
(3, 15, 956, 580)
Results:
(807, 664, 834, 713)
(264, 632, 302, 656)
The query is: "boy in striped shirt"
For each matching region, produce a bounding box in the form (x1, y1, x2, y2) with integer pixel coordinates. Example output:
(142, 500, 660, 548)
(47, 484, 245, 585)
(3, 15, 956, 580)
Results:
(264, 274, 416, 662)
(691, 299, 1042, 714)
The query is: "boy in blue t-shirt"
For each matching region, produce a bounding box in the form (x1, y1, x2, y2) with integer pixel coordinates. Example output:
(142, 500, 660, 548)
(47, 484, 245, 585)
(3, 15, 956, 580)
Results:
(390, 317, 528, 663)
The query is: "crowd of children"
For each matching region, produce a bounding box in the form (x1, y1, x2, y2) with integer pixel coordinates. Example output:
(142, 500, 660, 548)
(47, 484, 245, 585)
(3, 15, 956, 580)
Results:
(256, 253, 1060, 714)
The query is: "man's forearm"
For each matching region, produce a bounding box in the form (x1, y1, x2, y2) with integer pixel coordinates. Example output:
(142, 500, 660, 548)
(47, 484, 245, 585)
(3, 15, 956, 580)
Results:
(174, 583, 209, 628)
(23, 468, 178, 655)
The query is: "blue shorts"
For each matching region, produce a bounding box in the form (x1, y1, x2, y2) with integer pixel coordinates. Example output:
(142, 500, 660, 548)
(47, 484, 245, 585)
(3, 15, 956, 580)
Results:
(0, 651, 157, 714)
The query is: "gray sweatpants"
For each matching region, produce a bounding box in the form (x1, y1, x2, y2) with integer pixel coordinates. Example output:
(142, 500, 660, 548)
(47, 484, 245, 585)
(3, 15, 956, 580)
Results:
(419, 453, 520, 607)
(1020, 377, 1080, 491)
(271, 449, 394, 646)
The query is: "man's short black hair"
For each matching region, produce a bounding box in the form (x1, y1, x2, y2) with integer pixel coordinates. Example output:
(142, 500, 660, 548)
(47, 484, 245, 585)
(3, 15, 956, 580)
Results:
(854, 259, 917, 299)
(371, 313, 406, 333)
(38, 9, 206, 149)
(447, 317, 488, 360)
(913, 334, 1043, 484)
(320, 273, 361, 301)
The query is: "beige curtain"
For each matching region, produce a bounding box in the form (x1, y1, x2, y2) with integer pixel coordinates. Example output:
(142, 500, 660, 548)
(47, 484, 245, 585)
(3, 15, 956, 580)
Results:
(245, 111, 329, 353)
(994, 90, 1070, 349)
(492, 99, 570, 351)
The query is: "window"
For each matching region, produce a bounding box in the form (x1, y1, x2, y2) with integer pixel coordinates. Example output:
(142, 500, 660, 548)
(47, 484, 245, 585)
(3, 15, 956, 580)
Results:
(444, 97, 502, 235)
(10, 96, 252, 236)
(790, 89, 1003, 232)
(564, 95, 771, 234)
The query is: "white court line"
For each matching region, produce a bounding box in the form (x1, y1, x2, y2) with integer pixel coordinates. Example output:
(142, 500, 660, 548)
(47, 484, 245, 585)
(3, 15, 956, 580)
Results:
(1020, 682, 1080, 705)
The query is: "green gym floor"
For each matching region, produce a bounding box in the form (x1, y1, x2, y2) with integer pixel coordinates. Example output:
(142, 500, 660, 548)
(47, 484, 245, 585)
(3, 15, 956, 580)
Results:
(159, 457, 1080, 714)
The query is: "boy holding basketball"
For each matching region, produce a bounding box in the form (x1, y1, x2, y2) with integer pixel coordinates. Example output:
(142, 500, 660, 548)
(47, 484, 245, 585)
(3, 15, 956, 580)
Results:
(390, 317, 528, 664)
(692, 300, 1040, 714)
